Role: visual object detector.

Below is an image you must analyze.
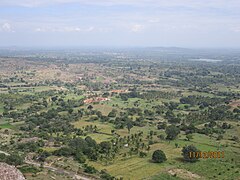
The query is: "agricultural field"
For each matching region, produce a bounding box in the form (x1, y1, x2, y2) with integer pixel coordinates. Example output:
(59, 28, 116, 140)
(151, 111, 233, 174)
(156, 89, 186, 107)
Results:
(0, 48, 240, 180)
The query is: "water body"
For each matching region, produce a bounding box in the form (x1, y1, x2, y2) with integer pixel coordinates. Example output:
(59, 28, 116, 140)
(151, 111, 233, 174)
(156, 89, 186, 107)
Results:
(190, 58, 222, 62)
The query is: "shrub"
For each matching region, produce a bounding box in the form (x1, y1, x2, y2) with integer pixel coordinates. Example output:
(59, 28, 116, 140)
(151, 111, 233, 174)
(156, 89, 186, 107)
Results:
(182, 145, 200, 163)
(139, 151, 147, 158)
(84, 165, 97, 174)
(152, 150, 167, 163)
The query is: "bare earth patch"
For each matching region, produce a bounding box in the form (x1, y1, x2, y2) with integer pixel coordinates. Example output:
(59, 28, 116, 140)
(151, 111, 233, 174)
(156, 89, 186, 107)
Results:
(168, 168, 202, 180)
(229, 99, 240, 108)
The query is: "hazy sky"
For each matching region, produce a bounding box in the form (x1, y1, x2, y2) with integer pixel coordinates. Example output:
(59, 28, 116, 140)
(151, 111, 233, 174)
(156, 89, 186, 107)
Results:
(0, 0, 240, 48)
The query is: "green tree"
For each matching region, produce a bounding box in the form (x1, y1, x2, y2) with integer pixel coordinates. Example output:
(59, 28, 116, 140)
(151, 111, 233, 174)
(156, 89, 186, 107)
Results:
(139, 151, 147, 158)
(75, 152, 86, 163)
(68, 108, 73, 114)
(0, 153, 6, 162)
(108, 109, 117, 117)
(84, 165, 97, 174)
(6, 154, 23, 166)
(99, 141, 111, 154)
(152, 150, 167, 163)
(165, 125, 180, 140)
(182, 145, 200, 162)
(126, 121, 133, 133)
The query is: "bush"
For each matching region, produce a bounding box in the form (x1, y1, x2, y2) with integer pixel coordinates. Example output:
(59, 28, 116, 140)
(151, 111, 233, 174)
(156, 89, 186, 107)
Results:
(152, 150, 167, 163)
(100, 170, 114, 180)
(18, 165, 41, 174)
(75, 152, 86, 163)
(84, 165, 97, 174)
(0, 153, 6, 162)
(217, 134, 223, 140)
(139, 151, 147, 158)
(182, 145, 200, 162)
(165, 125, 180, 140)
(53, 147, 74, 157)
(6, 154, 23, 166)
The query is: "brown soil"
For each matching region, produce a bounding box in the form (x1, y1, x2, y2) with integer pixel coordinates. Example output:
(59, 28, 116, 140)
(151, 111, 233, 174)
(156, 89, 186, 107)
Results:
(168, 168, 202, 180)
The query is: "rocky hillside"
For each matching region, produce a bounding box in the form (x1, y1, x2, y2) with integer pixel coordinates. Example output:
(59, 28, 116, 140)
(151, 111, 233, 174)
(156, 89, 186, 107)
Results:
(0, 163, 25, 180)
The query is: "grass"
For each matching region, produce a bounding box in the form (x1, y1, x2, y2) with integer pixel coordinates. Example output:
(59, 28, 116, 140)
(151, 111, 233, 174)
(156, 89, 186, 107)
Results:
(182, 90, 215, 97)
(115, 124, 157, 137)
(9, 86, 57, 93)
(0, 123, 14, 129)
(72, 118, 114, 142)
(41, 147, 59, 153)
(64, 93, 84, 100)
(71, 113, 240, 179)
(73, 119, 114, 134)
(88, 128, 240, 180)
(15, 102, 32, 110)
(88, 141, 181, 179)
(92, 103, 113, 116)
(0, 79, 239, 180)
(0, 103, 4, 114)
(89, 154, 166, 179)
(180, 152, 240, 180)
(96, 76, 105, 82)
(83, 133, 113, 143)
(25, 169, 71, 180)
(173, 133, 220, 151)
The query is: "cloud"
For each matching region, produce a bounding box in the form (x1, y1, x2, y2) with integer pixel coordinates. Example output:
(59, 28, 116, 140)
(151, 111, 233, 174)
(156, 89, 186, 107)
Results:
(1, 0, 240, 47)
(231, 26, 240, 32)
(0, 23, 14, 32)
(1, 0, 240, 9)
(148, 19, 160, 23)
(35, 26, 95, 32)
(130, 24, 144, 32)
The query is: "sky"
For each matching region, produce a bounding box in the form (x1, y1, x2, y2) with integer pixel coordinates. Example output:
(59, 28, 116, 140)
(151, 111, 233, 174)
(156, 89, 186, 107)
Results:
(0, 0, 240, 48)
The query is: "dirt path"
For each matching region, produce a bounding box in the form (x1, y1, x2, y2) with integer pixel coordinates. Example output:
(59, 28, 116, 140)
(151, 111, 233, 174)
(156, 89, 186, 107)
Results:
(0, 150, 97, 180)
(24, 159, 96, 180)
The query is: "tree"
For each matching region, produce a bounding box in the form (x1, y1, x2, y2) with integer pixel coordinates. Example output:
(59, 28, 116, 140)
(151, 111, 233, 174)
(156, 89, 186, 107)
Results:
(51, 96, 58, 102)
(165, 125, 180, 140)
(87, 105, 93, 110)
(100, 170, 114, 180)
(186, 134, 193, 141)
(232, 136, 239, 142)
(0, 153, 6, 162)
(158, 134, 165, 141)
(139, 151, 147, 158)
(38, 151, 51, 162)
(108, 109, 117, 117)
(99, 141, 111, 154)
(85, 148, 98, 161)
(84, 165, 97, 174)
(152, 150, 167, 163)
(217, 134, 223, 140)
(85, 136, 97, 149)
(6, 154, 23, 166)
(69, 138, 88, 152)
(75, 152, 86, 163)
(68, 108, 73, 114)
(53, 147, 74, 157)
(233, 108, 240, 113)
(182, 145, 200, 162)
(126, 121, 133, 133)
(157, 122, 167, 130)
(222, 122, 231, 129)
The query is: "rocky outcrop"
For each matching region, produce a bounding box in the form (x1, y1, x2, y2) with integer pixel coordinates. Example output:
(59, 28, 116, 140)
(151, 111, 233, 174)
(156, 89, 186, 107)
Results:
(0, 162, 25, 180)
